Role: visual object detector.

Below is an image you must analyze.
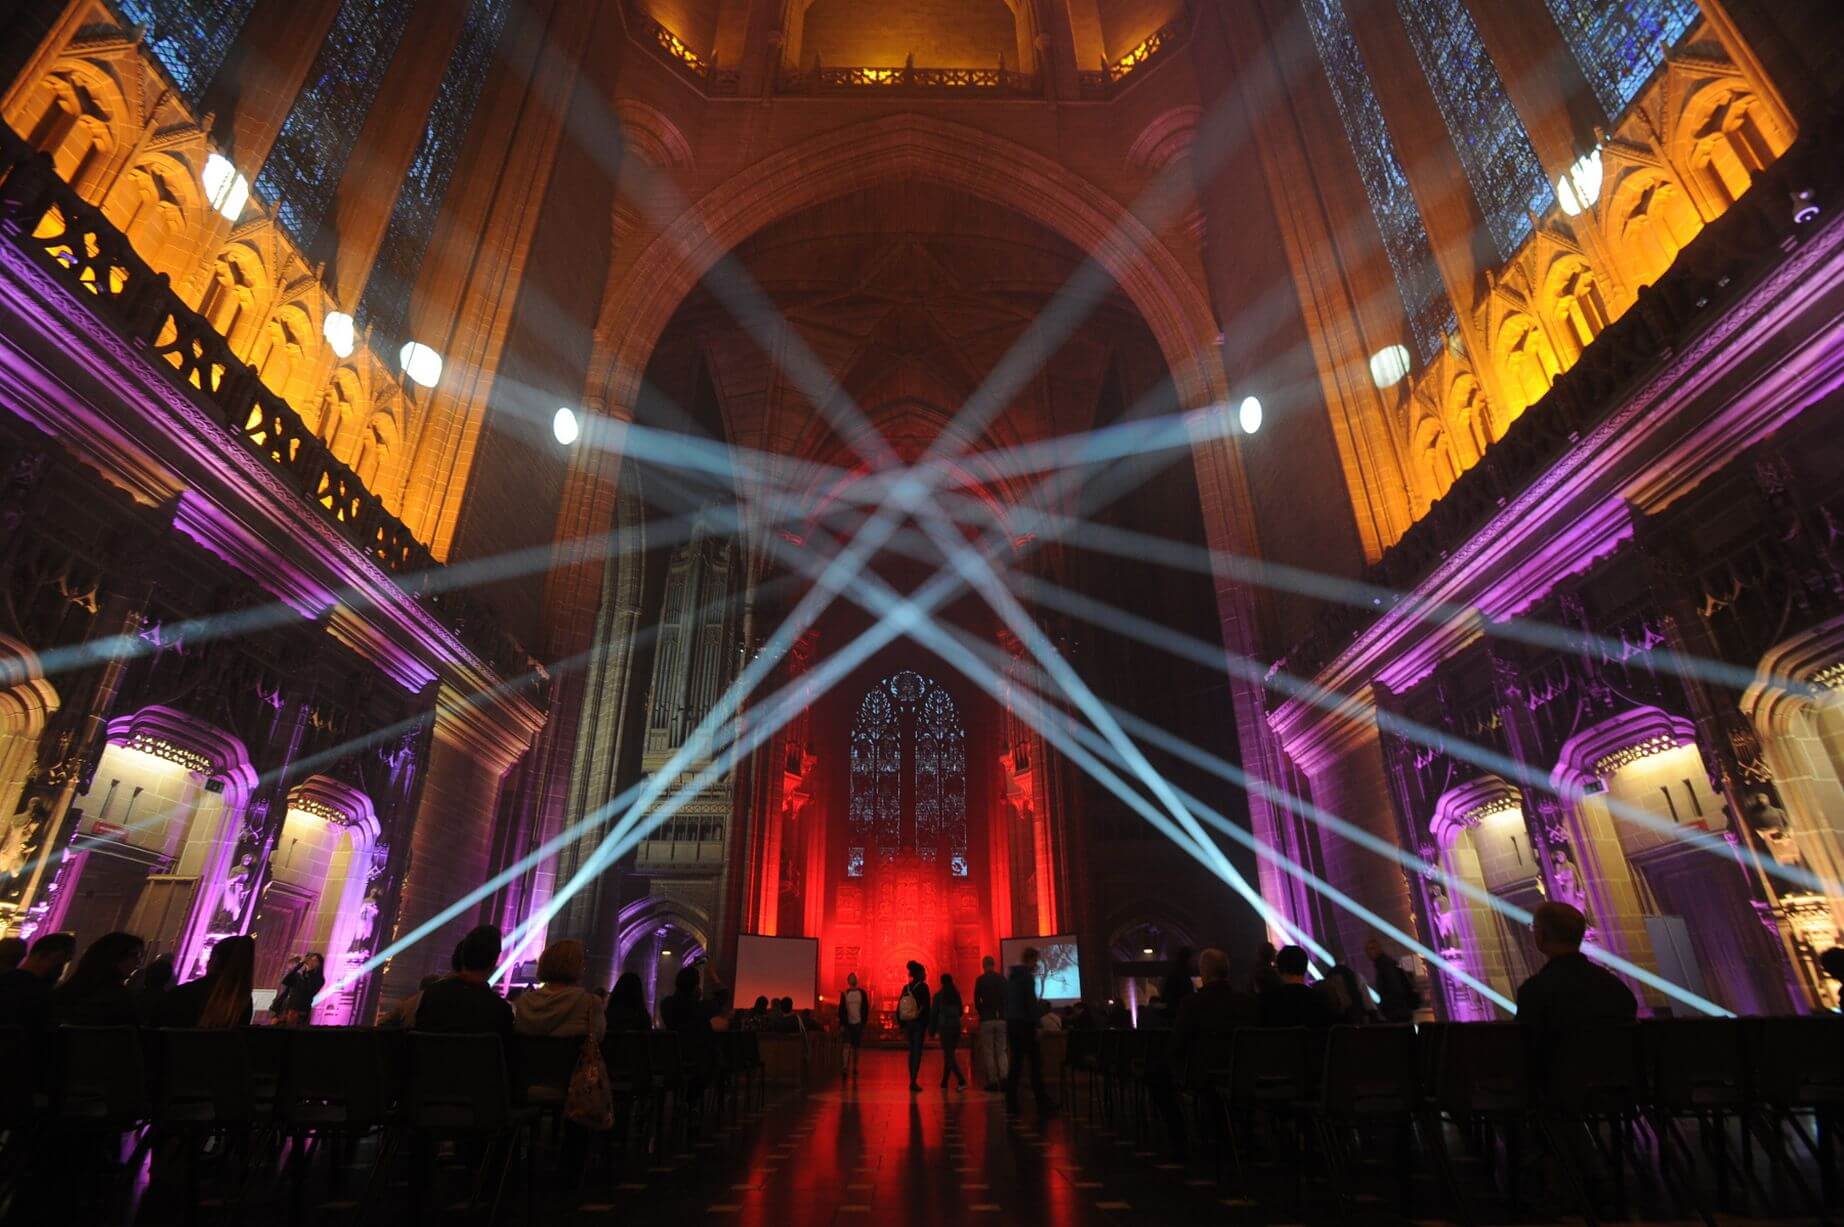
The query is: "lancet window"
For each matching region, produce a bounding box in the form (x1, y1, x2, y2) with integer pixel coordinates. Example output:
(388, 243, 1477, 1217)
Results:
(255, 0, 414, 251)
(1394, 0, 1554, 258)
(1299, 0, 1455, 362)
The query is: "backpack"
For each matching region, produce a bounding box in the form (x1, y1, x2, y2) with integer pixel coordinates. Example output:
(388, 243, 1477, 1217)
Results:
(897, 986, 920, 1023)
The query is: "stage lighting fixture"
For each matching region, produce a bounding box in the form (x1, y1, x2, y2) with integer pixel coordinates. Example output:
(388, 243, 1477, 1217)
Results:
(400, 341, 444, 388)
(553, 405, 581, 445)
(1237, 395, 1263, 435)
(201, 153, 249, 221)
(323, 311, 356, 359)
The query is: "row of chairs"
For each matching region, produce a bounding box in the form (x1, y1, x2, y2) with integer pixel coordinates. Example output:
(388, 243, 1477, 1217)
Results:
(1060, 1016, 1843, 1224)
(0, 1024, 769, 1224)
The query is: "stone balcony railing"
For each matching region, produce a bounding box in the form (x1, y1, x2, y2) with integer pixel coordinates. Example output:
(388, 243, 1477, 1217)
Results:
(778, 57, 1039, 98)
(1274, 102, 1844, 686)
(0, 123, 537, 690)
(1076, 13, 1190, 100)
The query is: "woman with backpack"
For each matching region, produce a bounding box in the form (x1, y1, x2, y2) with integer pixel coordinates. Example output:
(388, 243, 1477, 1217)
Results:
(898, 961, 931, 1093)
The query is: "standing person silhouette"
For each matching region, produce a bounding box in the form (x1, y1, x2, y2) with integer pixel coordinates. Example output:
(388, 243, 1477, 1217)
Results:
(838, 972, 869, 1078)
(973, 955, 1010, 1090)
(898, 961, 931, 1093)
(1004, 947, 1054, 1114)
(933, 972, 967, 1090)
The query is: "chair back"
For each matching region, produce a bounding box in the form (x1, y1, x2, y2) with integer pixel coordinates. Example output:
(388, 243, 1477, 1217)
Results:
(1437, 1023, 1529, 1116)
(1228, 1028, 1308, 1107)
(1642, 1018, 1745, 1110)
(154, 1028, 255, 1123)
(53, 1025, 149, 1125)
(408, 1032, 513, 1131)
(278, 1026, 389, 1128)
(243, 1024, 289, 1111)
(1751, 1016, 1844, 1109)
(1320, 1024, 1418, 1119)
(516, 1032, 584, 1105)
(1540, 1022, 1640, 1114)
(0, 1025, 32, 1127)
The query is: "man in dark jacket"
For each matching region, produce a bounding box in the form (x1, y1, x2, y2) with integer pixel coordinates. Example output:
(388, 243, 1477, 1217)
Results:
(1003, 948, 1053, 1114)
(0, 931, 74, 1031)
(973, 955, 1010, 1090)
(1515, 902, 1637, 1034)
(416, 925, 514, 1039)
(1258, 945, 1337, 1028)
(1170, 948, 1258, 1081)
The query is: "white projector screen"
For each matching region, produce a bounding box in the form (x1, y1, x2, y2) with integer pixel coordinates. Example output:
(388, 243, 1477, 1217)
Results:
(733, 934, 820, 1011)
(1001, 934, 1083, 1004)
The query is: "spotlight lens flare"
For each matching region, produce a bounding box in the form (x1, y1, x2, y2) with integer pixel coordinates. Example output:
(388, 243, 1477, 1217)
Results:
(201, 153, 249, 221)
(1237, 395, 1263, 435)
(553, 405, 581, 446)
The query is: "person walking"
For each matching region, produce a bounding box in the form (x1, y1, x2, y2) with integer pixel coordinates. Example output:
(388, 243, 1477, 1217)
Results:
(898, 961, 931, 1094)
(973, 955, 1009, 1091)
(933, 972, 967, 1091)
(838, 972, 869, 1078)
(1004, 947, 1053, 1114)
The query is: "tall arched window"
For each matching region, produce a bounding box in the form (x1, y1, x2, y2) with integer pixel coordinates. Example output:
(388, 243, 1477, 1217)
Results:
(846, 671, 968, 879)
(116, 0, 259, 106)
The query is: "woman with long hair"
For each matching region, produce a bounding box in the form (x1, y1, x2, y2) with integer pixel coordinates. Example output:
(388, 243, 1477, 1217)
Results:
(49, 931, 144, 1025)
(604, 971, 652, 1032)
(196, 935, 255, 1028)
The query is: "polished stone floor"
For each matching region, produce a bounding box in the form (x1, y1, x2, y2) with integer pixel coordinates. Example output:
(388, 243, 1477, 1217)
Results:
(554, 1049, 1232, 1227)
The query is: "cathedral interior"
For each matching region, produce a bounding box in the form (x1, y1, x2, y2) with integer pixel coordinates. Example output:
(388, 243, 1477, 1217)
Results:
(2, 0, 1843, 1055)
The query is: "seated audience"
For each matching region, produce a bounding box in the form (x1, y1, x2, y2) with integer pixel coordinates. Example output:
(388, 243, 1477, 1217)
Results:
(605, 972, 652, 1032)
(1170, 947, 1258, 1079)
(416, 925, 513, 1038)
(1515, 901, 1637, 1034)
(0, 931, 75, 1029)
(133, 954, 176, 1026)
(157, 935, 254, 1028)
(49, 931, 144, 1026)
(1367, 938, 1421, 1022)
(742, 994, 772, 1030)
(770, 996, 804, 1034)
(1257, 945, 1336, 1029)
(514, 938, 605, 1039)
(1251, 941, 1281, 995)
(709, 988, 733, 1032)
(1318, 950, 1371, 1025)
(0, 936, 26, 975)
(658, 966, 711, 1034)
(380, 941, 466, 1028)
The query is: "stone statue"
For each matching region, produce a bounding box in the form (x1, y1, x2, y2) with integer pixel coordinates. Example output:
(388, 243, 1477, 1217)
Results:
(1549, 844, 1589, 915)
(215, 852, 256, 927)
(347, 895, 380, 954)
(0, 795, 47, 880)
(1427, 881, 1459, 950)
(1745, 792, 1791, 840)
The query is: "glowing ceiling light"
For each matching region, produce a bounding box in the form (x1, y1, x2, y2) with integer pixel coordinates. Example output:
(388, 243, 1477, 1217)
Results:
(552, 405, 581, 446)
(201, 153, 249, 221)
(1237, 395, 1263, 435)
(1368, 343, 1412, 389)
(399, 341, 443, 388)
(1556, 146, 1604, 216)
(322, 311, 356, 359)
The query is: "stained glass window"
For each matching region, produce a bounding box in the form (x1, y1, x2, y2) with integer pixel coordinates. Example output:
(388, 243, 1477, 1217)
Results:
(1299, 0, 1455, 361)
(1542, 0, 1699, 122)
(1393, 0, 1555, 258)
(359, 0, 511, 350)
(255, 0, 414, 253)
(846, 672, 968, 877)
(116, 0, 258, 105)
